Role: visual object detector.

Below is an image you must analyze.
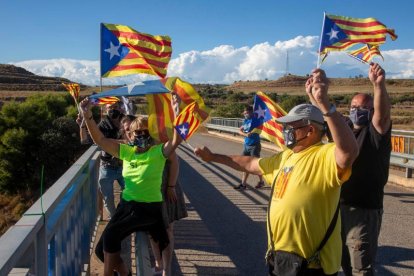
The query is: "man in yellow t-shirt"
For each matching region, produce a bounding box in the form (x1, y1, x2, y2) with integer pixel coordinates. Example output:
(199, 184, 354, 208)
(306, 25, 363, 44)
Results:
(194, 68, 359, 275)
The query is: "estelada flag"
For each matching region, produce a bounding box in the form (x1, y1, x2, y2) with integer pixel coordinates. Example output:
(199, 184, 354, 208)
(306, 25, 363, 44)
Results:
(174, 102, 201, 141)
(90, 96, 120, 105)
(319, 13, 397, 55)
(250, 91, 286, 150)
(101, 23, 172, 78)
(62, 83, 80, 104)
(146, 93, 174, 143)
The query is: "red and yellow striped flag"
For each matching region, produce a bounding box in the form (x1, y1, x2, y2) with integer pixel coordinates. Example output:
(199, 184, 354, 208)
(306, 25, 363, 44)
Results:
(62, 83, 80, 104)
(146, 93, 175, 142)
(174, 102, 201, 141)
(161, 77, 210, 120)
(101, 23, 172, 78)
(348, 45, 383, 63)
(320, 14, 397, 54)
(90, 96, 120, 105)
(251, 91, 286, 150)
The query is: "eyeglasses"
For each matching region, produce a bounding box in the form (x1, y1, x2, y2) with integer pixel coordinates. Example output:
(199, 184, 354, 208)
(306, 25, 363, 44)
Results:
(283, 124, 310, 132)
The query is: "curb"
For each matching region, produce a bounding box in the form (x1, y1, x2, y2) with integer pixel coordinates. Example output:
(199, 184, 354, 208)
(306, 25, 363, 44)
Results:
(206, 130, 414, 190)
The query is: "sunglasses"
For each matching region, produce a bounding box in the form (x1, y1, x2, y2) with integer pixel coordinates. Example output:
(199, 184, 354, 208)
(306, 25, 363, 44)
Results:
(131, 129, 149, 137)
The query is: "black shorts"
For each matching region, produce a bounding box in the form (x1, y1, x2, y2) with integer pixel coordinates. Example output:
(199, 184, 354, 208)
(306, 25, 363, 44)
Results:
(242, 143, 261, 157)
(95, 199, 168, 261)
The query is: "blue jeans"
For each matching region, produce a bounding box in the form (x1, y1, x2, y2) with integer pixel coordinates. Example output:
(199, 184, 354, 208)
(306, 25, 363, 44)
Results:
(98, 165, 125, 219)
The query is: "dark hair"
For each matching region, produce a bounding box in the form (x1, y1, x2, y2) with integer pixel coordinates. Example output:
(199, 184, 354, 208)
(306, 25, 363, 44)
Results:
(244, 105, 253, 112)
(120, 115, 136, 124)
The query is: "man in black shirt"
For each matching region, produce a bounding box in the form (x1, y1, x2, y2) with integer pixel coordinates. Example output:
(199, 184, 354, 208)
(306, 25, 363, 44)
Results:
(340, 63, 392, 276)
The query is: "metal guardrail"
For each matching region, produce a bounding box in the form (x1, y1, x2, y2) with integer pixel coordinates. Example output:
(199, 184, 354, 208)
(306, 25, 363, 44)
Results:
(206, 117, 414, 178)
(0, 146, 100, 275)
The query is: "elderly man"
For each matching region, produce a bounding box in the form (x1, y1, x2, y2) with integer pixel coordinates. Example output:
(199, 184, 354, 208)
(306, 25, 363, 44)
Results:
(194, 68, 358, 275)
(340, 63, 392, 276)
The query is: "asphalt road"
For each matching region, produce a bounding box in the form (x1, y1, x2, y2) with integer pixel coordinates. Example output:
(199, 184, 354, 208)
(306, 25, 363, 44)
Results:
(172, 132, 414, 276)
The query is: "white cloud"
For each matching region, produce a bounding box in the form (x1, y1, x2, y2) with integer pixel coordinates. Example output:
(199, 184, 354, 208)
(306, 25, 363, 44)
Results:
(11, 36, 414, 86)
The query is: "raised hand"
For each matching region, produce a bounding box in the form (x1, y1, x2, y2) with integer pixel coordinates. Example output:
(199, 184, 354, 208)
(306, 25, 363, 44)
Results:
(310, 68, 330, 112)
(305, 77, 317, 106)
(79, 98, 92, 118)
(369, 63, 386, 86)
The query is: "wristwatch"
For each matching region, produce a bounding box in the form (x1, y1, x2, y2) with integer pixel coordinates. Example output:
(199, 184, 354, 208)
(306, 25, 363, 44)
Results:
(322, 104, 336, 117)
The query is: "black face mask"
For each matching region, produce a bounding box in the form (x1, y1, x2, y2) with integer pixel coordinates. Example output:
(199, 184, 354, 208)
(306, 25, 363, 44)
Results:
(108, 109, 121, 119)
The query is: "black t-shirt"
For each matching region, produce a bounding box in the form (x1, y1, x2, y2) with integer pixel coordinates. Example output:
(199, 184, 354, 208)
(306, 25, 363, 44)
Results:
(98, 115, 122, 167)
(340, 122, 391, 209)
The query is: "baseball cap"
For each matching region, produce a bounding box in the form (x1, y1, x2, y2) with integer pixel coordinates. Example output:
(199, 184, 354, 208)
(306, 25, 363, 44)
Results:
(276, 104, 324, 125)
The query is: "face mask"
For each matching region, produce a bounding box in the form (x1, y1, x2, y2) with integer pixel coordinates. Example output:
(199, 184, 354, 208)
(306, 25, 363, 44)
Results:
(131, 130, 152, 149)
(108, 109, 121, 119)
(282, 124, 310, 149)
(349, 108, 370, 126)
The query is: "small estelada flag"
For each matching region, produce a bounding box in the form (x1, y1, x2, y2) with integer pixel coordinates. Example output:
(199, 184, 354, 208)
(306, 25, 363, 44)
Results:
(173, 102, 201, 141)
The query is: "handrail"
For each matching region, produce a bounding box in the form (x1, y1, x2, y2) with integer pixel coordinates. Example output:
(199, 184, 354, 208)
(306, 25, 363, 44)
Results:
(0, 146, 100, 275)
(206, 117, 414, 178)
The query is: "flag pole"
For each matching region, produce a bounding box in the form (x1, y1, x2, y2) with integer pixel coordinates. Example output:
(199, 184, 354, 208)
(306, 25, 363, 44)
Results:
(100, 23, 103, 93)
(184, 140, 195, 151)
(317, 12, 327, 68)
(347, 52, 370, 65)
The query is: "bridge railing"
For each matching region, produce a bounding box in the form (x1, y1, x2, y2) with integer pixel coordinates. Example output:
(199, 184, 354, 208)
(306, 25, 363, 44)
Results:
(0, 146, 100, 275)
(206, 117, 414, 178)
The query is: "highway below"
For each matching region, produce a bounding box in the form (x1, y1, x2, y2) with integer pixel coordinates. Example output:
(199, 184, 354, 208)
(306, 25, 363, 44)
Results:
(172, 132, 414, 276)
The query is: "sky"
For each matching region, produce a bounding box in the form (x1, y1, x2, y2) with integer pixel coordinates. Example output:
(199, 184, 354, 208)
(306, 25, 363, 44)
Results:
(1, 0, 413, 86)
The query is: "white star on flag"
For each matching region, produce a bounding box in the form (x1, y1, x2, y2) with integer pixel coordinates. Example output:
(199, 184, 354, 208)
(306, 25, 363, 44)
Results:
(179, 125, 188, 136)
(104, 41, 121, 60)
(255, 105, 267, 119)
(326, 28, 339, 40)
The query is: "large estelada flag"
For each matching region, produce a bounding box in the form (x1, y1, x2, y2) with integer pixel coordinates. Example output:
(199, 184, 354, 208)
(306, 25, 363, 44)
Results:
(101, 23, 172, 78)
(249, 91, 286, 150)
(319, 13, 397, 55)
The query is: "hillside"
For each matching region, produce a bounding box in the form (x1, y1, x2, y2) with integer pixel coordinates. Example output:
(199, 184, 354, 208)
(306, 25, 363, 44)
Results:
(227, 74, 414, 95)
(0, 64, 86, 91)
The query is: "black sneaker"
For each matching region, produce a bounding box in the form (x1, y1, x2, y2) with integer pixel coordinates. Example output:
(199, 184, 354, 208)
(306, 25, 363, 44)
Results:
(234, 184, 247, 190)
(255, 181, 265, 189)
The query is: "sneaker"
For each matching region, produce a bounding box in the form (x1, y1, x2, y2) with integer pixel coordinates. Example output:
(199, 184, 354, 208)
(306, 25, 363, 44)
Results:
(234, 184, 247, 190)
(255, 181, 265, 189)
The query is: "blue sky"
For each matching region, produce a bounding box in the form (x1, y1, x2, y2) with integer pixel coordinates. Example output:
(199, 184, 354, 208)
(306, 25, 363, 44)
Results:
(1, 0, 412, 85)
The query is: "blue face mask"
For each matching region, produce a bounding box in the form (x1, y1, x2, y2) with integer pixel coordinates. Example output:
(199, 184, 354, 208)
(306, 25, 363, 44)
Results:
(349, 108, 371, 126)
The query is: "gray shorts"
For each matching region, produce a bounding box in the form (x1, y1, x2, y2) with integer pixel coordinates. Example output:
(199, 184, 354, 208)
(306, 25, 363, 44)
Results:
(340, 204, 383, 276)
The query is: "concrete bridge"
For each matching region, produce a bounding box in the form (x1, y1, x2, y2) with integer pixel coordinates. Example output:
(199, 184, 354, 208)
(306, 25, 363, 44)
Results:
(1, 130, 414, 275)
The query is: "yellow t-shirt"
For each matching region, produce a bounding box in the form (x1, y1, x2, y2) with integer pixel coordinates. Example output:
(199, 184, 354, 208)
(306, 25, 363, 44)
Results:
(259, 142, 351, 274)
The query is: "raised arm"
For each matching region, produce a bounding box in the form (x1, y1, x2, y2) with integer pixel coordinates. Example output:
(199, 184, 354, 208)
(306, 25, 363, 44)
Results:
(369, 63, 391, 134)
(194, 146, 263, 175)
(310, 69, 359, 170)
(80, 98, 120, 158)
(162, 127, 183, 158)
